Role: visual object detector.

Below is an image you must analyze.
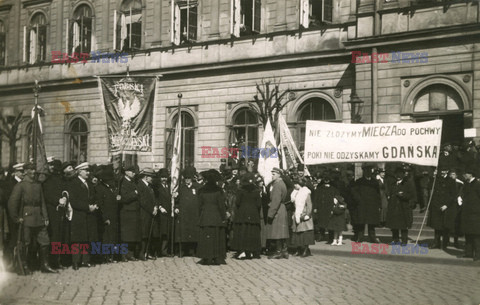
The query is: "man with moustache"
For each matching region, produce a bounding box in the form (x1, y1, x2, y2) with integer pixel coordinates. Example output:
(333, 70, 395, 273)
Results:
(60, 162, 98, 270)
(137, 168, 158, 260)
(118, 165, 141, 261)
(156, 168, 172, 257)
(8, 162, 56, 274)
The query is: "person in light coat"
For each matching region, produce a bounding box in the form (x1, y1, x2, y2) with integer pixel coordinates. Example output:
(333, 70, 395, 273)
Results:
(290, 178, 315, 257)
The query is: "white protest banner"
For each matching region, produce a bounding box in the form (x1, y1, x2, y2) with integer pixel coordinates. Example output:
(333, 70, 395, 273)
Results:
(304, 120, 443, 166)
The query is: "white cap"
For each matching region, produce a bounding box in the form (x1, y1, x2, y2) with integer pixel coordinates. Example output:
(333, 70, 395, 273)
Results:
(47, 156, 55, 163)
(75, 162, 90, 171)
(13, 163, 24, 171)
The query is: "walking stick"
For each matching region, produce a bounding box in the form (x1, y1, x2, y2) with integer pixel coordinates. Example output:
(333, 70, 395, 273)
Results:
(415, 170, 438, 245)
(145, 215, 155, 259)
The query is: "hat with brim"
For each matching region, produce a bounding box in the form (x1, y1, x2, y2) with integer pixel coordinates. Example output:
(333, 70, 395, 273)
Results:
(75, 162, 90, 171)
(62, 161, 73, 171)
(158, 168, 169, 178)
(47, 156, 55, 164)
(97, 164, 115, 181)
(123, 164, 137, 172)
(182, 166, 196, 179)
(12, 163, 24, 171)
(139, 167, 156, 177)
(271, 167, 282, 175)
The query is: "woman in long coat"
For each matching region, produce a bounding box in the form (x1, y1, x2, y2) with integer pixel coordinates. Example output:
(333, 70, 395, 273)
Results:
(291, 179, 315, 256)
(197, 170, 227, 265)
(386, 167, 415, 244)
(313, 173, 340, 243)
(231, 173, 262, 259)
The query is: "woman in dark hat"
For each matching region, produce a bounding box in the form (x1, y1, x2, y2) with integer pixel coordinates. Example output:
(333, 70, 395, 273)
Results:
(231, 173, 262, 259)
(312, 170, 340, 243)
(197, 169, 227, 265)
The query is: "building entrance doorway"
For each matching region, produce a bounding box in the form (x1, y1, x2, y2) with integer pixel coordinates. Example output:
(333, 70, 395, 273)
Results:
(414, 113, 464, 146)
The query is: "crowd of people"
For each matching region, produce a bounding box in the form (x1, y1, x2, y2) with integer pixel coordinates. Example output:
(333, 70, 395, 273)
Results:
(0, 141, 479, 275)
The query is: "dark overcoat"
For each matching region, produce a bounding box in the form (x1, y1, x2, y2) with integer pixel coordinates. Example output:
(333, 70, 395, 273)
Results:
(64, 177, 96, 242)
(460, 178, 480, 235)
(8, 175, 48, 228)
(43, 173, 65, 242)
(174, 183, 200, 242)
(119, 176, 141, 242)
(428, 175, 457, 231)
(137, 180, 158, 239)
(198, 186, 227, 227)
(234, 185, 261, 225)
(157, 183, 172, 236)
(386, 179, 415, 230)
(351, 177, 381, 225)
(313, 184, 339, 229)
(96, 181, 119, 243)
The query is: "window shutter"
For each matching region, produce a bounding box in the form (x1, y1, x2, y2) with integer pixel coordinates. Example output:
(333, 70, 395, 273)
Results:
(38, 25, 47, 62)
(233, 0, 241, 36)
(29, 27, 36, 64)
(300, 0, 309, 28)
(253, 0, 261, 33)
(113, 10, 117, 50)
(65, 18, 69, 54)
(173, 3, 181, 45)
(322, 0, 333, 23)
(23, 26, 27, 63)
(90, 16, 95, 54)
(188, 6, 197, 41)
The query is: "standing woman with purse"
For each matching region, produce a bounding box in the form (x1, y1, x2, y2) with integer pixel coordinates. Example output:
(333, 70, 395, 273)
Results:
(290, 179, 315, 257)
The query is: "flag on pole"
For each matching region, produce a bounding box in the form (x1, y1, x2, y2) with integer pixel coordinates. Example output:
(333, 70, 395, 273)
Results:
(31, 105, 48, 175)
(277, 112, 311, 177)
(258, 119, 279, 186)
(170, 107, 182, 216)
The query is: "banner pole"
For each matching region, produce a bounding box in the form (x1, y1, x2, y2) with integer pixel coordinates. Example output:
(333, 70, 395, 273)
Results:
(415, 169, 438, 245)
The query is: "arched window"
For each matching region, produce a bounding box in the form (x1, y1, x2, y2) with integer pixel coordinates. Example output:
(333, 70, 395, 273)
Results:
(66, 117, 89, 164)
(166, 111, 195, 169)
(0, 21, 5, 66)
(229, 108, 259, 160)
(27, 13, 47, 64)
(296, 98, 336, 150)
(70, 4, 93, 55)
(116, 0, 142, 51)
(413, 84, 463, 113)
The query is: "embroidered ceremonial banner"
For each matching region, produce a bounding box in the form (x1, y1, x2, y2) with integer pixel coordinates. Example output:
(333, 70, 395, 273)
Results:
(304, 120, 443, 166)
(258, 119, 280, 185)
(99, 77, 156, 152)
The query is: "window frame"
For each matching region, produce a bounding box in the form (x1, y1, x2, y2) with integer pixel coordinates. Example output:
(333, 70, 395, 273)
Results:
(0, 20, 6, 66)
(165, 111, 196, 169)
(64, 115, 89, 164)
(412, 84, 464, 114)
(300, 0, 333, 29)
(114, 0, 143, 52)
(228, 108, 260, 161)
(68, 4, 93, 56)
(24, 12, 47, 64)
(172, 0, 198, 45)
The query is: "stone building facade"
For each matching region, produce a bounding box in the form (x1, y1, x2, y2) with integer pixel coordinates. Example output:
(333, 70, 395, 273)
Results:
(0, 0, 478, 171)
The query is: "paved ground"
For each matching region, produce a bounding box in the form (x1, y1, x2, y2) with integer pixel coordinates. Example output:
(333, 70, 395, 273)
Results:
(1, 239, 479, 305)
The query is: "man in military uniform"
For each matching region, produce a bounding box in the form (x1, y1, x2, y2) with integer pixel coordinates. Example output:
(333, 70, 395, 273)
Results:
(8, 162, 56, 274)
(267, 168, 289, 259)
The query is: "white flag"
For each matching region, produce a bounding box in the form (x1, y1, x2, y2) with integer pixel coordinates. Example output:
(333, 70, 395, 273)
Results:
(258, 119, 279, 186)
(170, 114, 182, 195)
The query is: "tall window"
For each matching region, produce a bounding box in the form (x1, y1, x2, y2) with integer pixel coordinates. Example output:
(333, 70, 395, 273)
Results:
(25, 122, 33, 162)
(172, 0, 198, 44)
(231, 0, 261, 37)
(0, 21, 5, 66)
(296, 98, 335, 150)
(229, 108, 259, 159)
(25, 13, 47, 64)
(67, 118, 88, 164)
(115, 0, 142, 51)
(413, 84, 463, 113)
(69, 5, 93, 55)
(300, 0, 333, 29)
(166, 112, 195, 169)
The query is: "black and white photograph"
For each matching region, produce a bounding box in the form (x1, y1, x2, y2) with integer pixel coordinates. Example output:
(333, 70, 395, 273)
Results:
(0, 0, 480, 304)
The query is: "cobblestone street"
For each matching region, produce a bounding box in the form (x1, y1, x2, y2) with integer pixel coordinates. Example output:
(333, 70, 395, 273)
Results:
(1, 240, 479, 305)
